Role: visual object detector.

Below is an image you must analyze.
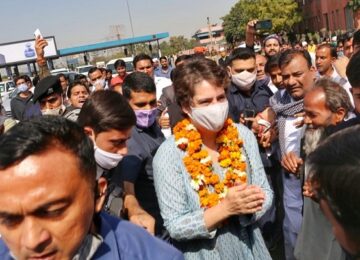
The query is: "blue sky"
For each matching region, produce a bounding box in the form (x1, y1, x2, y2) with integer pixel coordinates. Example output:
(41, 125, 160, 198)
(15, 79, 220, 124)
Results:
(1, 0, 237, 49)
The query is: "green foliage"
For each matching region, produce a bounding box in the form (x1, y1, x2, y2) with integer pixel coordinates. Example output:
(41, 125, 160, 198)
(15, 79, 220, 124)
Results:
(222, 0, 302, 43)
(348, 0, 360, 11)
(160, 36, 197, 56)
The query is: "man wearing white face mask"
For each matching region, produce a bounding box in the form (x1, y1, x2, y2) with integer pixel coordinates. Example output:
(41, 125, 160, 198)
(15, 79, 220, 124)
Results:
(226, 47, 272, 125)
(227, 48, 284, 253)
(88, 67, 107, 91)
(10, 75, 34, 121)
(30, 75, 66, 117)
(78, 90, 136, 216)
(115, 72, 167, 239)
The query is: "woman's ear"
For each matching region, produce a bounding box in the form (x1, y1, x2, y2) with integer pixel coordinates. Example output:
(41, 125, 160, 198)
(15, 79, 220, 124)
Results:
(182, 105, 191, 117)
(94, 177, 108, 213)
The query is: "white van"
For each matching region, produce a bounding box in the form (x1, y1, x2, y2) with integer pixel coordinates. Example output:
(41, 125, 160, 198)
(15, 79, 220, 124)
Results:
(75, 65, 94, 76)
(0, 80, 15, 114)
(106, 57, 134, 76)
(50, 68, 70, 75)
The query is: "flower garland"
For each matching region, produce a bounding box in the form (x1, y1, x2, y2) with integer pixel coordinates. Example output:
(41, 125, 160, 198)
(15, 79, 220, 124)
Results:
(173, 118, 248, 208)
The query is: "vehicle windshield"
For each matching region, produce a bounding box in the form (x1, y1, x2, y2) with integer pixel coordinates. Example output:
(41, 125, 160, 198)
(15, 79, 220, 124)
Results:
(0, 83, 5, 93)
(79, 66, 92, 73)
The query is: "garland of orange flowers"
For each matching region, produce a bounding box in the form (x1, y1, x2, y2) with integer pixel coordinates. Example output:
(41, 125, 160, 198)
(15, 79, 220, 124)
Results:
(173, 118, 248, 208)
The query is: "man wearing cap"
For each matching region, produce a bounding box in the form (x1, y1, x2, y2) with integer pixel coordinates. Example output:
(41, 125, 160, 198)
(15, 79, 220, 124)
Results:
(24, 75, 65, 119)
(218, 47, 229, 67)
(246, 20, 281, 57)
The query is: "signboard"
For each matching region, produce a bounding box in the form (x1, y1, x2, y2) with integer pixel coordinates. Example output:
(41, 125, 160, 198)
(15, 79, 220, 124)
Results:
(0, 36, 58, 66)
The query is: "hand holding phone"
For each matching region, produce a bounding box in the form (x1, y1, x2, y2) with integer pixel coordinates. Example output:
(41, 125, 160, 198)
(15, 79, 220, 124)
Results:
(255, 20, 272, 31)
(34, 29, 43, 39)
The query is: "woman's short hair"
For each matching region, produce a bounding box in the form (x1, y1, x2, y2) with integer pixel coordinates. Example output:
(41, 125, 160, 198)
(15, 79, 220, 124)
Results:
(173, 57, 229, 108)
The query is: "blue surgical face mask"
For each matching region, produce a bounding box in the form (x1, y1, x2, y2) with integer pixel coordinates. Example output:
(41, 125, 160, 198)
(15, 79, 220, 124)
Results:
(337, 51, 344, 57)
(17, 83, 28, 93)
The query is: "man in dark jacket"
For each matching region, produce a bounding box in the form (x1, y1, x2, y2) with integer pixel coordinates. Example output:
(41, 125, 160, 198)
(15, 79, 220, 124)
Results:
(10, 75, 33, 121)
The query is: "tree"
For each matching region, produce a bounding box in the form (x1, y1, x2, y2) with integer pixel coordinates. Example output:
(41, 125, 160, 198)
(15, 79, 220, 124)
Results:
(222, 0, 302, 43)
(160, 36, 197, 56)
(348, 0, 360, 29)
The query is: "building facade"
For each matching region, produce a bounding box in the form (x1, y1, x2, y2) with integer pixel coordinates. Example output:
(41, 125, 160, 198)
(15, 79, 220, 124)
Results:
(193, 24, 225, 50)
(296, 0, 354, 33)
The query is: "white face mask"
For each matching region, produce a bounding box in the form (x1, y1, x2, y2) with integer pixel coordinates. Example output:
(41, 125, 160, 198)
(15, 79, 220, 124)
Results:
(18, 83, 29, 93)
(231, 70, 257, 91)
(189, 101, 229, 132)
(41, 104, 66, 116)
(92, 79, 106, 90)
(94, 144, 123, 170)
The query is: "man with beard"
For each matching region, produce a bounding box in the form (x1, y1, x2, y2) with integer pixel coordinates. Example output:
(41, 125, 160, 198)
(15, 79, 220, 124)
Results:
(281, 78, 352, 260)
(245, 20, 281, 58)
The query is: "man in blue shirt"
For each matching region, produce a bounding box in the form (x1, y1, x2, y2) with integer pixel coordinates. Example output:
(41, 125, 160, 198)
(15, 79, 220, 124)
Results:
(113, 72, 167, 239)
(154, 56, 173, 79)
(226, 47, 272, 125)
(0, 116, 183, 260)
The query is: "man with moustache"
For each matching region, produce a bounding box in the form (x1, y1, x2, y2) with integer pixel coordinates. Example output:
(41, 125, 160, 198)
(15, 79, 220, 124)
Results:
(281, 79, 353, 260)
(245, 20, 281, 58)
(315, 44, 354, 106)
(271, 49, 316, 260)
(0, 116, 184, 260)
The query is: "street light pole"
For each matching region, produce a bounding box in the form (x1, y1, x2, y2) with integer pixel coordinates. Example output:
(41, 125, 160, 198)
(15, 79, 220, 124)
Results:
(125, 0, 135, 38)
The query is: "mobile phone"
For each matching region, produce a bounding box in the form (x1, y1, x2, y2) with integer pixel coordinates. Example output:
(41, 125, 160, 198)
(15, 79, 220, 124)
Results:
(243, 109, 255, 129)
(34, 29, 43, 39)
(255, 20, 272, 30)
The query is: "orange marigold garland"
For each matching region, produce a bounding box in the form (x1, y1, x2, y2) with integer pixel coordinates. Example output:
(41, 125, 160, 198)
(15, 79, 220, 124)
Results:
(174, 118, 248, 208)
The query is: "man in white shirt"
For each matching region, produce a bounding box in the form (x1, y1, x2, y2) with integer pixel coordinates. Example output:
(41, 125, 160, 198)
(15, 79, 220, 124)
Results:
(133, 54, 172, 100)
(315, 43, 354, 106)
(273, 49, 316, 260)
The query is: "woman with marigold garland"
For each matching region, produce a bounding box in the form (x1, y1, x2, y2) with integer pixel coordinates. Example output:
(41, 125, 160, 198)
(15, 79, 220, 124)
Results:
(153, 57, 273, 259)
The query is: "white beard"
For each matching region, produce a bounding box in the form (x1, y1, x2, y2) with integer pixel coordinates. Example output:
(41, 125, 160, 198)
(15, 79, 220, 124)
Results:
(303, 127, 325, 180)
(303, 127, 325, 156)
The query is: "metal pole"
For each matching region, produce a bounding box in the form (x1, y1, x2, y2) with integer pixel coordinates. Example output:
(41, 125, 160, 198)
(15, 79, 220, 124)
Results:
(157, 40, 162, 58)
(125, 0, 135, 38)
(207, 17, 215, 53)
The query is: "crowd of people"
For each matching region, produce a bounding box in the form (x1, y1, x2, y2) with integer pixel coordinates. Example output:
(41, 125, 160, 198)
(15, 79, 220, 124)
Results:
(0, 19, 359, 260)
